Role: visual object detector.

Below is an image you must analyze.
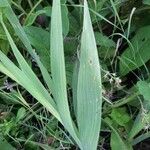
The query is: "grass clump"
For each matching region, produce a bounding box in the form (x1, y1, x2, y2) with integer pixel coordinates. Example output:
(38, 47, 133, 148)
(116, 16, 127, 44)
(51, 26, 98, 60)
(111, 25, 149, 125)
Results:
(0, 0, 150, 149)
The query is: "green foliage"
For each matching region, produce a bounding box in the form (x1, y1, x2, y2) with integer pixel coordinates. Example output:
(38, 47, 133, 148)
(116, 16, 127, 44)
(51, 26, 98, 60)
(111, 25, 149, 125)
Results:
(0, 0, 102, 149)
(137, 81, 150, 101)
(104, 118, 131, 150)
(110, 107, 131, 127)
(95, 32, 116, 59)
(128, 81, 150, 140)
(143, 0, 150, 5)
(0, 136, 15, 150)
(0, 0, 150, 149)
(120, 26, 150, 75)
(16, 107, 26, 122)
(76, 0, 102, 149)
(24, 26, 50, 70)
(50, 0, 80, 146)
(111, 133, 131, 150)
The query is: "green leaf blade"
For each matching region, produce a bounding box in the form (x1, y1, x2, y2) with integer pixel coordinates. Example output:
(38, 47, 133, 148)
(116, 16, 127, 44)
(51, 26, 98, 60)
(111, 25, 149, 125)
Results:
(50, 0, 81, 147)
(0, 51, 61, 121)
(76, 0, 102, 149)
(129, 81, 150, 140)
(120, 26, 150, 76)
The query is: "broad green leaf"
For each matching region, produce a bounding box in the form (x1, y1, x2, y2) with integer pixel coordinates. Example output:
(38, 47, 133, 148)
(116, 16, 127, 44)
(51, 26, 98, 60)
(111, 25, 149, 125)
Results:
(24, 26, 50, 70)
(64, 37, 78, 56)
(50, 0, 81, 147)
(137, 81, 150, 101)
(76, 0, 102, 149)
(43, 6, 52, 16)
(95, 32, 115, 47)
(111, 132, 120, 150)
(110, 107, 131, 127)
(111, 132, 133, 150)
(143, 0, 150, 5)
(0, 62, 19, 83)
(111, 133, 127, 150)
(46, 4, 69, 36)
(68, 10, 81, 36)
(120, 26, 150, 75)
(0, 136, 16, 150)
(16, 107, 26, 122)
(95, 32, 116, 59)
(23, 26, 49, 52)
(129, 81, 150, 139)
(65, 58, 74, 85)
(137, 81, 150, 111)
(104, 118, 132, 150)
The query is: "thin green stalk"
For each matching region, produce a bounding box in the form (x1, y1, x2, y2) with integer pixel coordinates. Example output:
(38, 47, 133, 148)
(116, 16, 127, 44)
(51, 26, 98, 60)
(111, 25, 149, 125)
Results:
(127, 7, 136, 38)
(27, 0, 33, 8)
(11, 1, 26, 14)
(109, 0, 125, 33)
(132, 132, 150, 145)
(112, 91, 139, 108)
(24, 0, 43, 25)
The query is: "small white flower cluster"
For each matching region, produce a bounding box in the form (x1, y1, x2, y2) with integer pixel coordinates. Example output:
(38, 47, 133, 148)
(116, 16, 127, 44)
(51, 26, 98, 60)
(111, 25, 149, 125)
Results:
(104, 71, 122, 88)
(3, 80, 14, 91)
(102, 88, 113, 100)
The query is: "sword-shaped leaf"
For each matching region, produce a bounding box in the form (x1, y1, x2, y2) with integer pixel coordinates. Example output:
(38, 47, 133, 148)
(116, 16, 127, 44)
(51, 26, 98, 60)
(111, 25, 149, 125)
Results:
(50, 0, 81, 147)
(76, 0, 102, 149)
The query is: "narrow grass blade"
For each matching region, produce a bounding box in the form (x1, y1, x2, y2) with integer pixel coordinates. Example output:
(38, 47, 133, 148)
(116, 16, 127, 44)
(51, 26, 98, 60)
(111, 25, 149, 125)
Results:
(76, 0, 102, 149)
(0, 63, 19, 83)
(0, 15, 57, 112)
(0, 1, 53, 92)
(50, 0, 81, 147)
(0, 51, 61, 121)
(132, 132, 150, 146)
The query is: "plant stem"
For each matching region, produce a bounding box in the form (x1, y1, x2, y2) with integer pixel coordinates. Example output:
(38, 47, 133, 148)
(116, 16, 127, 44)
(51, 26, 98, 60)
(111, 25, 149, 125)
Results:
(27, 0, 33, 9)
(11, 1, 26, 15)
(24, 0, 43, 25)
(112, 91, 140, 108)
